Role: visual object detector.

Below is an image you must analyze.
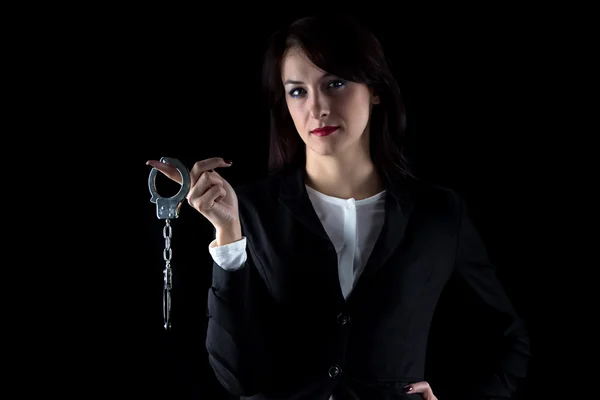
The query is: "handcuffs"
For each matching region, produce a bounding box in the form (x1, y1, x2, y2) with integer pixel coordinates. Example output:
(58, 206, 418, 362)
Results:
(148, 157, 191, 330)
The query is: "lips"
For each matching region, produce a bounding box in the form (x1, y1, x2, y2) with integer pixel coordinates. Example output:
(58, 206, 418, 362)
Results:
(311, 126, 339, 135)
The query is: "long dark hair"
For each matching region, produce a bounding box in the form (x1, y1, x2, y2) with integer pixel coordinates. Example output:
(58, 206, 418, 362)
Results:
(260, 13, 415, 185)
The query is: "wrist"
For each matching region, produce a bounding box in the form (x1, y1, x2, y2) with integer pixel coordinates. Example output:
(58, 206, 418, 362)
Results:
(215, 219, 242, 247)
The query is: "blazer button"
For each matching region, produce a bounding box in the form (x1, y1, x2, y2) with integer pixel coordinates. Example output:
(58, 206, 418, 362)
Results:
(337, 313, 350, 326)
(328, 365, 342, 378)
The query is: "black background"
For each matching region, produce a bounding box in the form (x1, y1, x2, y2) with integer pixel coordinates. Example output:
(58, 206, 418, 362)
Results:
(53, 5, 580, 399)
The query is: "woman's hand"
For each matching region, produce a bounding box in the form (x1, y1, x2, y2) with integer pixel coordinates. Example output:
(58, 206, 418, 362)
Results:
(404, 381, 438, 399)
(146, 157, 239, 231)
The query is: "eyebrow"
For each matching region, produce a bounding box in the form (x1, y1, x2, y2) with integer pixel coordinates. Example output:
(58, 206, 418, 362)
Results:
(284, 73, 333, 85)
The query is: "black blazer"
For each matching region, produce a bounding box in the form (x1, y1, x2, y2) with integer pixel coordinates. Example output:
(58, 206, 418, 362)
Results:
(205, 164, 531, 400)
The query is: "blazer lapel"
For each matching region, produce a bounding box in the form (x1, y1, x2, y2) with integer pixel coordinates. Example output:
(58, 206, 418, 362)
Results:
(278, 165, 332, 244)
(353, 177, 415, 295)
(277, 163, 417, 304)
(278, 164, 346, 306)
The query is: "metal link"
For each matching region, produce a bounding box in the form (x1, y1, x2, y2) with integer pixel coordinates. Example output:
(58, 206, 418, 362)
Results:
(163, 223, 172, 239)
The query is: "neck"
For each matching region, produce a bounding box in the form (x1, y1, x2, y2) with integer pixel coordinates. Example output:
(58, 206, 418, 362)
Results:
(303, 149, 385, 201)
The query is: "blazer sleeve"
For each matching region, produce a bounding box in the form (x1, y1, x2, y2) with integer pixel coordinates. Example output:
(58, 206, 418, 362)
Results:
(205, 225, 273, 397)
(453, 196, 531, 399)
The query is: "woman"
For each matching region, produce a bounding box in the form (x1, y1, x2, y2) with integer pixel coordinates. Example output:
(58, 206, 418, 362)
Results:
(147, 14, 530, 400)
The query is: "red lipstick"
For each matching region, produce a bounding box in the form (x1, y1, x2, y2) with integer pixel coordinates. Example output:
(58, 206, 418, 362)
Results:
(311, 126, 339, 137)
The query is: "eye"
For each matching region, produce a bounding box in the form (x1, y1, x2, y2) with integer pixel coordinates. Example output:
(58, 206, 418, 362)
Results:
(328, 80, 346, 89)
(288, 87, 306, 98)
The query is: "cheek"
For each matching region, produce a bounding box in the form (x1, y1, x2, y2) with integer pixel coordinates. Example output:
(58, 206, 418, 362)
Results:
(287, 103, 305, 125)
(347, 96, 370, 120)
(337, 92, 361, 112)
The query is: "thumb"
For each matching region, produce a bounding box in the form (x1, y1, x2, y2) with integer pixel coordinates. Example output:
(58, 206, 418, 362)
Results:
(404, 381, 437, 400)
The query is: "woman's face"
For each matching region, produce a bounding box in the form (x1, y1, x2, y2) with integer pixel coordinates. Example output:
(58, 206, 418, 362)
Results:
(281, 47, 379, 158)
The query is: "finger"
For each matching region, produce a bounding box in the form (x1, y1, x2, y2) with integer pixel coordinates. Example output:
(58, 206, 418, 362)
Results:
(190, 158, 232, 187)
(404, 381, 436, 400)
(208, 169, 229, 186)
(188, 183, 226, 212)
(203, 170, 231, 202)
(187, 170, 222, 202)
(146, 160, 183, 184)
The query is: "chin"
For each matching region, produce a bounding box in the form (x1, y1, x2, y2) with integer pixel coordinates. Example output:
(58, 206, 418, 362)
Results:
(308, 148, 339, 157)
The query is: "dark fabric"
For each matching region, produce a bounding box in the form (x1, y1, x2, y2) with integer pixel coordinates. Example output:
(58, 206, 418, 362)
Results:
(205, 164, 530, 399)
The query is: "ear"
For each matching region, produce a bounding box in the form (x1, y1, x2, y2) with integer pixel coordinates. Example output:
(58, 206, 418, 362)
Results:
(369, 87, 380, 104)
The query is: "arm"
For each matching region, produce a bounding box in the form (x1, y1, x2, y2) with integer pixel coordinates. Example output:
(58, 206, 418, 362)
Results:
(205, 222, 273, 397)
(453, 196, 531, 399)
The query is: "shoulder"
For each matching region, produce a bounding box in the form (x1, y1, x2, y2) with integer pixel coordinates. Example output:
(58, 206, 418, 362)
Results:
(416, 179, 462, 204)
(232, 172, 282, 210)
(230, 172, 285, 239)
(403, 177, 465, 218)
(233, 173, 280, 197)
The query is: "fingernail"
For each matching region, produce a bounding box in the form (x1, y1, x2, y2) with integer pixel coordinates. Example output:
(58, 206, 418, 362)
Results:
(224, 159, 232, 164)
(403, 385, 413, 393)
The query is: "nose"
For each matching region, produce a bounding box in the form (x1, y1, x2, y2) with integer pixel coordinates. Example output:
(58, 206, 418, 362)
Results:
(309, 91, 329, 120)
